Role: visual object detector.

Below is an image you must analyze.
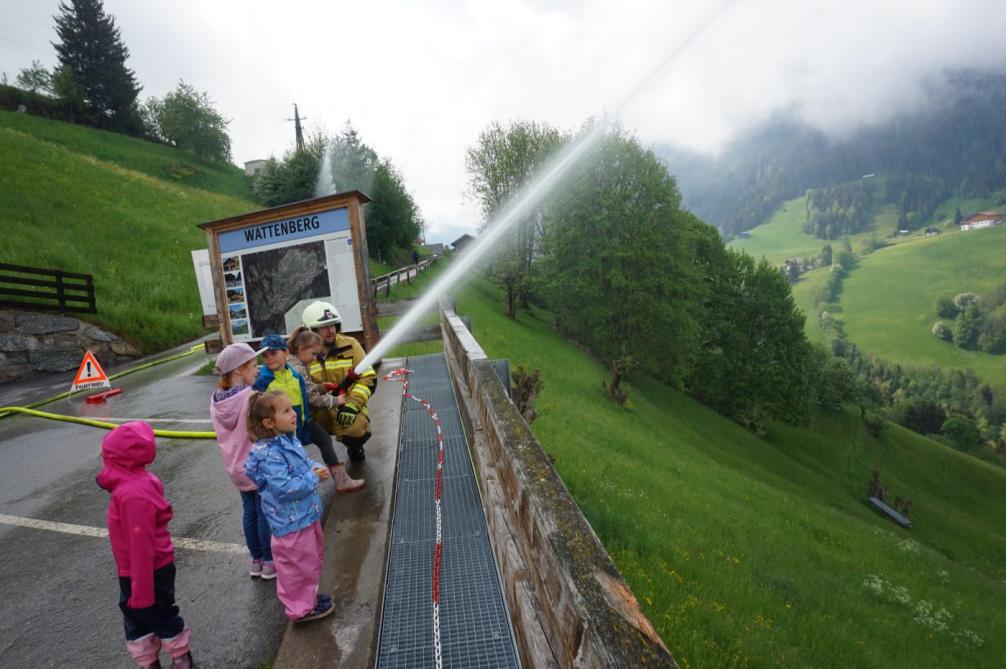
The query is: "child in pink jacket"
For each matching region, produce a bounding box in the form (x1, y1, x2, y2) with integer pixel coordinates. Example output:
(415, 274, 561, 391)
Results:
(96, 421, 194, 669)
(209, 342, 276, 579)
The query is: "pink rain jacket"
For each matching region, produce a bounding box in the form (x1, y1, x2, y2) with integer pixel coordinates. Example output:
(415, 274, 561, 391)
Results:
(95, 421, 175, 609)
(209, 385, 257, 491)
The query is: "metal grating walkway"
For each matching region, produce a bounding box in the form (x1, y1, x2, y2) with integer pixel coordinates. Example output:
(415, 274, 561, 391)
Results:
(376, 354, 521, 669)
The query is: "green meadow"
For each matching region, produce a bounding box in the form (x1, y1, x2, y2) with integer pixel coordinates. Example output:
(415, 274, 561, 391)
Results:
(789, 266, 832, 346)
(840, 226, 1006, 391)
(0, 111, 257, 351)
(727, 183, 1006, 394)
(729, 195, 903, 266)
(449, 276, 1006, 668)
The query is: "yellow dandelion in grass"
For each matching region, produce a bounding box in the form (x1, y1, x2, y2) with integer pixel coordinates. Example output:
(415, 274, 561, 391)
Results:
(785, 601, 793, 609)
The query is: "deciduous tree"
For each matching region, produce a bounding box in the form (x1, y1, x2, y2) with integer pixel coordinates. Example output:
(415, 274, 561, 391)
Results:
(466, 120, 567, 316)
(539, 126, 709, 399)
(15, 60, 51, 94)
(143, 81, 231, 162)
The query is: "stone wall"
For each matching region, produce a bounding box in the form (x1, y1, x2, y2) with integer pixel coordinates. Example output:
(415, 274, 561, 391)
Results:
(0, 309, 138, 383)
(440, 303, 678, 669)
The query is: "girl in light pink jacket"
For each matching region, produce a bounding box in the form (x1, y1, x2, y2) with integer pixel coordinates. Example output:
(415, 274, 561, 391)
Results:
(209, 343, 277, 579)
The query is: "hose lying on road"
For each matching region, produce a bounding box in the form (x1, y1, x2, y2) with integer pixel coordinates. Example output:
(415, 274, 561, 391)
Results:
(0, 406, 217, 439)
(0, 344, 206, 421)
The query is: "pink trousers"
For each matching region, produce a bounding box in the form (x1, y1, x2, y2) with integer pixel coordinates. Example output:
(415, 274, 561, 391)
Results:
(271, 521, 324, 619)
(125, 628, 190, 666)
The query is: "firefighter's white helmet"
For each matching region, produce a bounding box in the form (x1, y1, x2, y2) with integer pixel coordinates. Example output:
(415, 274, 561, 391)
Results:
(303, 301, 341, 329)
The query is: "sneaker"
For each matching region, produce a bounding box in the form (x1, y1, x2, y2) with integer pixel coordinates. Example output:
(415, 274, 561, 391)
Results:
(260, 561, 277, 580)
(249, 559, 263, 578)
(317, 592, 333, 609)
(294, 598, 335, 623)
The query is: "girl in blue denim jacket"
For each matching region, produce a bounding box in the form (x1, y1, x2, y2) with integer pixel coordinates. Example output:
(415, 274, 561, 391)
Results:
(244, 391, 334, 623)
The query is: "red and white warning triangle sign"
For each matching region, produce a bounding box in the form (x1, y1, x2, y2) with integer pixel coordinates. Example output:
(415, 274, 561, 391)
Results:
(71, 351, 111, 393)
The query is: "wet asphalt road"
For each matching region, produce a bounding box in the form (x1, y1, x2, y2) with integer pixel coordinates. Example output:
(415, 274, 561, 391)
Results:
(0, 352, 310, 668)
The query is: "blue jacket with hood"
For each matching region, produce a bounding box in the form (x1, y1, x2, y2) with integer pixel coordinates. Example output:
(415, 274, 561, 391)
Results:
(244, 432, 322, 537)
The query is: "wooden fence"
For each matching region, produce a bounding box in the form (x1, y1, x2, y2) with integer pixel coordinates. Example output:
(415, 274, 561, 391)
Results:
(370, 256, 438, 299)
(0, 263, 96, 314)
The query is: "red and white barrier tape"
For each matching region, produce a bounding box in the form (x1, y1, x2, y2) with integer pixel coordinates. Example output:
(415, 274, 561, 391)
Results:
(386, 368, 444, 669)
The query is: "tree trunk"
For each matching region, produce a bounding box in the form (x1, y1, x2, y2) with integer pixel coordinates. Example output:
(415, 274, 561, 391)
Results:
(604, 357, 630, 406)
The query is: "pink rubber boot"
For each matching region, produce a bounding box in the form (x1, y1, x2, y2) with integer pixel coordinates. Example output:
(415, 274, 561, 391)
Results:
(125, 633, 161, 668)
(330, 463, 366, 494)
(161, 627, 193, 668)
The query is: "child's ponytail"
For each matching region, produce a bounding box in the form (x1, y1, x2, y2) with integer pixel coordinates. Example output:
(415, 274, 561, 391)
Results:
(287, 325, 322, 356)
(248, 390, 287, 440)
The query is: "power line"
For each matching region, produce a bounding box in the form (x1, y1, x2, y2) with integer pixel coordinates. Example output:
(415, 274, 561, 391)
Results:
(0, 33, 49, 53)
(0, 6, 52, 31)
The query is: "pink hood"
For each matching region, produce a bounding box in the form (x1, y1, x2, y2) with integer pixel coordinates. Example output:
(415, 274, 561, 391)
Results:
(97, 421, 157, 491)
(210, 386, 257, 491)
(96, 422, 175, 608)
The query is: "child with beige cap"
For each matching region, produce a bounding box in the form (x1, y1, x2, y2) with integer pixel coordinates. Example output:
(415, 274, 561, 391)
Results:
(208, 343, 278, 579)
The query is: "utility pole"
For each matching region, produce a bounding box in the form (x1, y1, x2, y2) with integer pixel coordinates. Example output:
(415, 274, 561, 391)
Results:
(286, 103, 306, 152)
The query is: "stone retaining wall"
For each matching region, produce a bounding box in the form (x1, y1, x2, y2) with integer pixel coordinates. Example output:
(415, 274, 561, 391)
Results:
(440, 303, 677, 668)
(0, 309, 138, 383)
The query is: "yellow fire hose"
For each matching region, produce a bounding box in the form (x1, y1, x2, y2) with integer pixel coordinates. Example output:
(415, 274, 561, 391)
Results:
(0, 406, 217, 439)
(0, 343, 218, 439)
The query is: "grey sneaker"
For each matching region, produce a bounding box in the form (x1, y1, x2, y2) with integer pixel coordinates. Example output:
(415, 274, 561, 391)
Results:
(260, 561, 277, 580)
(249, 560, 263, 578)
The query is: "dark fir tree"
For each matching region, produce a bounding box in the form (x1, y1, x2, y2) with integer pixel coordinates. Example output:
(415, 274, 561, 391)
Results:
(52, 0, 142, 133)
(366, 161, 423, 263)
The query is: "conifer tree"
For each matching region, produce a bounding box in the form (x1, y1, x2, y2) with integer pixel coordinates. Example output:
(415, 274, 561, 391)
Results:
(52, 0, 142, 133)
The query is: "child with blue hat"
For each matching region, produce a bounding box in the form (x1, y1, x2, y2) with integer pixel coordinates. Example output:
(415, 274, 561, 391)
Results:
(252, 335, 357, 492)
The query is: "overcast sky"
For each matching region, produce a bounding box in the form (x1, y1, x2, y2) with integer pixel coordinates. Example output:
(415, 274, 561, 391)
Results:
(2, 0, 1005, 243)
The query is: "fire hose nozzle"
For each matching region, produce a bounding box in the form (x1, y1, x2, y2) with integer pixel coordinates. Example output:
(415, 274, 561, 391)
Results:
(335, 369, 361, 396)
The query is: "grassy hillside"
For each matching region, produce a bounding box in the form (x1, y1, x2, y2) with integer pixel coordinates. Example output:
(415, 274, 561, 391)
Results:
(0, 111, 257, 351)
(0, 110, 254, 199)
(451, 276, 1006, 668)
(728, 194, 904, 266)
(730, 183, 1006, 393)
(729, 188, 1006, 269)
(789, 265, 831, 346)
(840, 226, 1006, 391)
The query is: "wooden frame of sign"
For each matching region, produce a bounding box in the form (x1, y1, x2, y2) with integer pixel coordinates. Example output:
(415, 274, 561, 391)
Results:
(198, 191, 379, 351)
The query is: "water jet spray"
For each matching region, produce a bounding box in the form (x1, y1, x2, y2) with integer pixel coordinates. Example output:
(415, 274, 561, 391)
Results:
(355, 0, 737, 374)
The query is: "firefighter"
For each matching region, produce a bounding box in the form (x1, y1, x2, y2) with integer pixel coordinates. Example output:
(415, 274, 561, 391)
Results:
(301, 301, 377, 462)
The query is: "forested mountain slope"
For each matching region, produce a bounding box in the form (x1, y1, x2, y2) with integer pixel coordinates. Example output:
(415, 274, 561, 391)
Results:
(660, 70, 1006, 238)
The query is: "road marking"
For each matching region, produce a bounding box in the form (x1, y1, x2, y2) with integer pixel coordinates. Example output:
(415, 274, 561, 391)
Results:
(0, 513, 246, 554)
(93, 417, 214, 424)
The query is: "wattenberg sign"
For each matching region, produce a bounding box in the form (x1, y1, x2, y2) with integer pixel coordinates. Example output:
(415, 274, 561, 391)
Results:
(218, 208, 350, 253)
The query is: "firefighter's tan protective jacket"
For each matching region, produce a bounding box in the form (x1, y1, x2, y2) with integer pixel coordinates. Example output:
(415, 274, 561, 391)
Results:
(308, 333, 376, 437)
